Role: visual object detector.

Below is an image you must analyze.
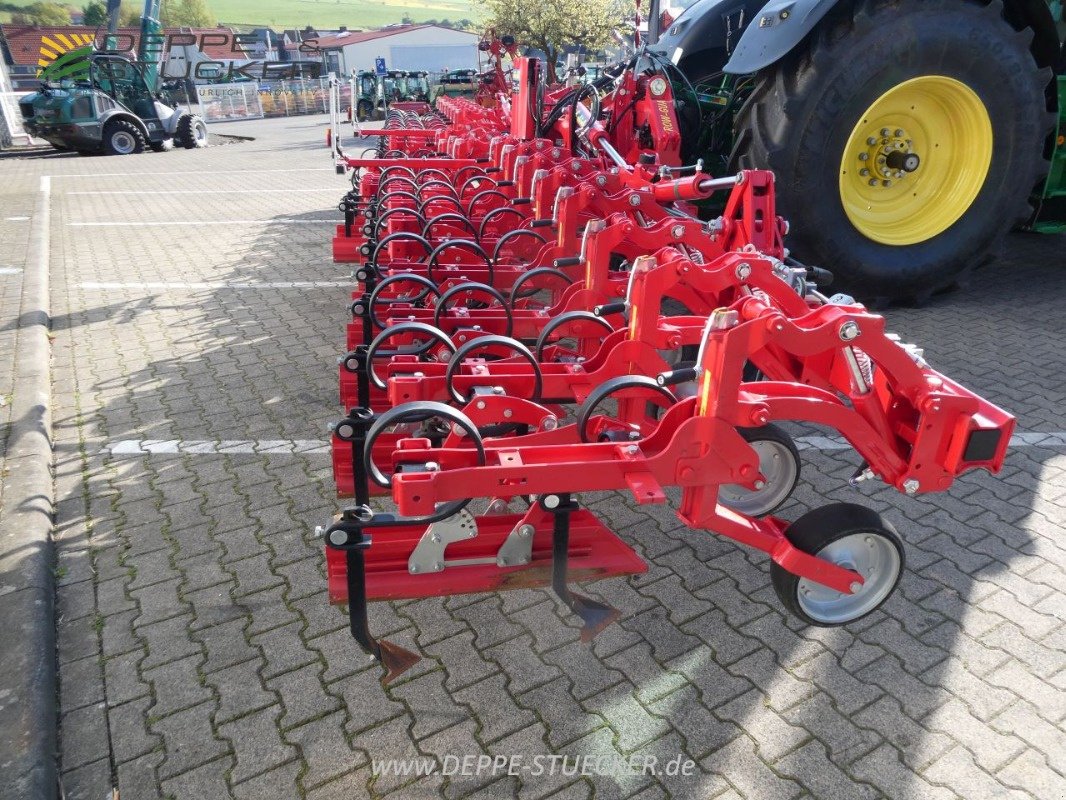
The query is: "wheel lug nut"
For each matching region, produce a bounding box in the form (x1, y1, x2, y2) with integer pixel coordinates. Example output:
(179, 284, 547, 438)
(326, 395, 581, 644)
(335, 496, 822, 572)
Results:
(895, 129, 904, 137)
(860, 168, 870, 177)
(858, 153, 869, 161)
(867, 136, 877, 146)
(869, 179, 879, 186)
(880, 128, 890, 137)
(883, 180, 892, 187)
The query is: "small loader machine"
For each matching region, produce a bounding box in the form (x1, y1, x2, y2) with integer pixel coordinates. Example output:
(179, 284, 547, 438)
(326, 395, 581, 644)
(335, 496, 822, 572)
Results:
(18, 0, 208, 155)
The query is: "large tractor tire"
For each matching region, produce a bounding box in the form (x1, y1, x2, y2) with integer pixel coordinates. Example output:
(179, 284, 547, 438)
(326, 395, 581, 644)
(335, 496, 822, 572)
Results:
(356, 99, 374, 122)
(729, 0, 1053, 303)
(175, 114, 209, 149)
(102, 119, 146, 156)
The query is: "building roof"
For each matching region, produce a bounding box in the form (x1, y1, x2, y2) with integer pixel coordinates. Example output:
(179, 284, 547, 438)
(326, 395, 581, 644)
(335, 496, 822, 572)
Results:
(304, 25, 441, 50)
(0, 24, 248, 68)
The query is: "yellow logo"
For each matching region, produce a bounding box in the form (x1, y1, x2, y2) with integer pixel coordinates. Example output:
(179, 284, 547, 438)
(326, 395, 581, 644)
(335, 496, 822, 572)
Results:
(37, 32, 95, 75)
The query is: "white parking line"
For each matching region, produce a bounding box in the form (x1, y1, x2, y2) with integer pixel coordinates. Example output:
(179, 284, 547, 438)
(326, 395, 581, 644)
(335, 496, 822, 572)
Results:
(106, 440, 329, 455)
(80, 281, 350, 289)
(0, 268, 23, 275)
(69, 219, 337, 227)
(51, 168, 337, 178)
(103, 432, 1066, 457)
(65, 189, 342, 195)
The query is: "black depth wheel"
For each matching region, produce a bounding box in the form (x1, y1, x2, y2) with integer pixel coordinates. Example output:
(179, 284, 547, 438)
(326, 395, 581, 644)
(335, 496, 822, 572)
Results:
(367, 273, 441, 329)
(718, 424, 800, 517)
(365, 321, 456, 390)
(534, 310, 614, 361)
(729, 0, 1052, 302)
(364, 401, 485, 488)
(576, 375, 676, 444)
(445, 335, 542, 404)
(770, 503, 904, 627)
(434, 282, 513, 338)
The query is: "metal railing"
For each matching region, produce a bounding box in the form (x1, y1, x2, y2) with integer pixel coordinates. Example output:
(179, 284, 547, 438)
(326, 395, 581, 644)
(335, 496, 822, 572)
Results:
(195, 83, 265, 122)
(258, 72, 479, 119)
(258, 76, 332, 118)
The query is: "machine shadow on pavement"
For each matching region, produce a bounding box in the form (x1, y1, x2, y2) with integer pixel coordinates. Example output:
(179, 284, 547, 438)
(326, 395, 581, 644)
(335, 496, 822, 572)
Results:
(46, 157, 1066, 800)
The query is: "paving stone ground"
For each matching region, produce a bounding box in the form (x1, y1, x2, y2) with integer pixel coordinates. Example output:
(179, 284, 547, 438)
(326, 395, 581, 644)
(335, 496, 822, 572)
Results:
(0, 156, 37, 525)
(1, 115, 1064, 800)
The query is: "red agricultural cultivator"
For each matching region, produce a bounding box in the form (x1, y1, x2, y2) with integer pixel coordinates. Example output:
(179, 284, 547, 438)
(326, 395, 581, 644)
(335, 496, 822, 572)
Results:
(318, 53, 1014, 685)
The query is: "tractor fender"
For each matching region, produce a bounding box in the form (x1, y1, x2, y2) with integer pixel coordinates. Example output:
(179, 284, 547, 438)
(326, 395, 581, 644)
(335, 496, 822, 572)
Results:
(99, 108, 151, 140)
(652, 0, 771, 66)
(722, 0, 1063, 75)
(722, 0, 839, 74)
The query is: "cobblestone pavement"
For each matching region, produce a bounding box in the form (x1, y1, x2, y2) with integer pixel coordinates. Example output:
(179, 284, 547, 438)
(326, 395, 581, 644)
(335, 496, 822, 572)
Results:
(3, 115, 1064, 800)
(0, 156, 36, 522)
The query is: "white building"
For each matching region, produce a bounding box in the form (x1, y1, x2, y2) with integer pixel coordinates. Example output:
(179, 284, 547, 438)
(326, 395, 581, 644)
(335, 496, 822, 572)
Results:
(307, 25, 479, 75)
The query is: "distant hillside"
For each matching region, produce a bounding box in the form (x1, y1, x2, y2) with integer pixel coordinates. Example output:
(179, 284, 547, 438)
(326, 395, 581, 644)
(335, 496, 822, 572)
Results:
(1, 0, 482, 31)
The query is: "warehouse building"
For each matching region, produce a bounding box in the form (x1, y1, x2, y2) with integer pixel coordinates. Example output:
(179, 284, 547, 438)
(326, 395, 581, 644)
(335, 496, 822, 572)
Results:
(305, 24, 478, 75)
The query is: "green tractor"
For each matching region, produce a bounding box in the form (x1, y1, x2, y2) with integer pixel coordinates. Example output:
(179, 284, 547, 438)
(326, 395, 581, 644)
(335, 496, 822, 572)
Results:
(652, 0, 1066, 301)
(353, 70, 383, 122)
(402, 71, 432, 103)
(18, 0, 207, 156)
(20, 50, 207, 155)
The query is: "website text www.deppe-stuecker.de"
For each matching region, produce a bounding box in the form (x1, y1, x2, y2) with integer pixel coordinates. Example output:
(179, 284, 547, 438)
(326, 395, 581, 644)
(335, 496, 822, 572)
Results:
(371, 753, 698, 778)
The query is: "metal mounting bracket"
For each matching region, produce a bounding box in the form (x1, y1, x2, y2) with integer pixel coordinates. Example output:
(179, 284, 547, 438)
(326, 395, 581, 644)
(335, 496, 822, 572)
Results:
(408, 508, 478, 574)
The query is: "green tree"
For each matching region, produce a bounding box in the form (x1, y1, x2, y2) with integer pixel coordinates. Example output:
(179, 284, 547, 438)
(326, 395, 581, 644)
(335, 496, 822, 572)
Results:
(118, 2, 140, 26)
(82, 0, 106, 26)
(185, 0, 215, 26)
(14, 1, 73, 24)
(161, 0, 214, 26)
(486, 0, 620, 83)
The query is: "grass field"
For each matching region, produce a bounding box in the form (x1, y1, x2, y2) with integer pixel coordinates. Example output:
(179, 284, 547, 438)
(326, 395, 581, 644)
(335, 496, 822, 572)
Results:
(1, 0, 482, 30)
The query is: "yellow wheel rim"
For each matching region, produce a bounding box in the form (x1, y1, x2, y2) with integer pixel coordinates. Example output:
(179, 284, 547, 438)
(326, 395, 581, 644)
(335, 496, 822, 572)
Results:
(838, 76, 993, 246)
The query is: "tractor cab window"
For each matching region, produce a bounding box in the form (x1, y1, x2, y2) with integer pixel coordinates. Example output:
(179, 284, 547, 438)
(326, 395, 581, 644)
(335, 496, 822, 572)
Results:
(92, 57, 153, 112)
(91, 67, 112, 95)
(360, 76, 376, 96)
(383, 76, 400, 99)
(414, 74, 429, 93)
